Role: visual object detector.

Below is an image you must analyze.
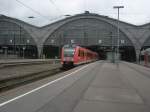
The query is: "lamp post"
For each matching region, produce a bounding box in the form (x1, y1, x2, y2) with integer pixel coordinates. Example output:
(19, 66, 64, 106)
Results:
(13, 33, 16, 56)
(3, 46, 8, 58)
(19, 25, 21, 58)
(71, 39, 74, 44)
(28, 16, 35, 58)
(23, 46, 26, 59)
(110, 32, 115, 63)
(113, 6, 124, 63)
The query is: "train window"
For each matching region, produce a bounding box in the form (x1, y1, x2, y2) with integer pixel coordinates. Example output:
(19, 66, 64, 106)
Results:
(81, 50, 84, 57)
(84, 51, 86, 57)
(78, 50, 81, 57)
(87, 52, 92, 58)
(78, 50, 81, 56)
(63, 44, 76, 48)
(83, 51, 84, 57)
(80, 51, 82, 57)
(64, 48, 75, 57)
(78, 49, 84, 57)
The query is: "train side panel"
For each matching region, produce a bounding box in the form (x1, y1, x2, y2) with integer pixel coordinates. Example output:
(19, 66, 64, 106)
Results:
(74, 47, 86, 65)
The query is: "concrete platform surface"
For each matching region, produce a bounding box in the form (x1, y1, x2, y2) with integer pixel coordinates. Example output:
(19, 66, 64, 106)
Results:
(0, 61, 150, 112)
(73, 62, 150, 112)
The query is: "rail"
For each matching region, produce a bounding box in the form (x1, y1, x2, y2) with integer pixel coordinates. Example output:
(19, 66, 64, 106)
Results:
(0, 59, 61, 92)
(0, 59, 60, 69)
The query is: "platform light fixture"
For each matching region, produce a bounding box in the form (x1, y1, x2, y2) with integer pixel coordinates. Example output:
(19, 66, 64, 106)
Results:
(23, 46, 26, 59)
(121, 40, 125, 44)
(71, 39, 74, 44)
(98, 40, 102, 44)
(27, 39, 30, 44)
(51, 39, 54, 44)
(10, 39, 13, 43)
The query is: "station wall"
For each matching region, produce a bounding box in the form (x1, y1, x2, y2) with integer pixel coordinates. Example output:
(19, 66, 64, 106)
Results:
(0, 12, 150, 62)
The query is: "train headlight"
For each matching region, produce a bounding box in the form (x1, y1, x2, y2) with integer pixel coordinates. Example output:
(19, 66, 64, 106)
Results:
(63, 57, 66, 61)
(71, 58, 74, 61)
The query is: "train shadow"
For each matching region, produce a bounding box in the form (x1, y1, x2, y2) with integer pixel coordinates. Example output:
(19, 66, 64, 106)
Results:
(60, 66, 74, 71)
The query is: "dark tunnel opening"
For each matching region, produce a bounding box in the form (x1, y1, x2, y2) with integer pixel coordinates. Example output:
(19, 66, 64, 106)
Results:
(85, 45, 136, 62)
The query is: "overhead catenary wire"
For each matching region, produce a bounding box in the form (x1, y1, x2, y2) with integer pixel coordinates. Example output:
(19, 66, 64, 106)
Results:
(15, 0, 52, 21)
(48, 0, 63, 15)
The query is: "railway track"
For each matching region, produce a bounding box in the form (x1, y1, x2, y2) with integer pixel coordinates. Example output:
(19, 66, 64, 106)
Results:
(0, 59, 60, 69)
(0, 59, 61, 92)
(0, 67, 62, 92)
(0, 59, 98, 92)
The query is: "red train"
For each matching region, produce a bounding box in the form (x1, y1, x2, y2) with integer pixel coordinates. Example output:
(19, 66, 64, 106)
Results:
(61, 44, 98, 68)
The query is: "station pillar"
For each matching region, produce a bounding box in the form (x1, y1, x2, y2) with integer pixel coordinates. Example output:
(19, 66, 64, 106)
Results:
(37, 44, 43, 59)
(135, 49, 140, 64)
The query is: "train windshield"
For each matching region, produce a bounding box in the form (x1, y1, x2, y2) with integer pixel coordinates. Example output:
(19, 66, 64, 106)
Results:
(64, 48, 75, 57)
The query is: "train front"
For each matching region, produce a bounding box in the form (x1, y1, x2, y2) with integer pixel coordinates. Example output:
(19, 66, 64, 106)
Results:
(61, 45, 75, 68)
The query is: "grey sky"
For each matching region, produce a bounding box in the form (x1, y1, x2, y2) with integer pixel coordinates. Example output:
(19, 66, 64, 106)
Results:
(0, 0, 150, 26)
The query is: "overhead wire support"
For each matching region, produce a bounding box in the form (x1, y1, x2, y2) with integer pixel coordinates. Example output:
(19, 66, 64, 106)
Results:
(15, 0, 51, 21)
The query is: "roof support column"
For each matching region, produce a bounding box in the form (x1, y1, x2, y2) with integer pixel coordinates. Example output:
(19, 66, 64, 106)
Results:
(135, 49, 141, 64)
(37, 44, 43, 58)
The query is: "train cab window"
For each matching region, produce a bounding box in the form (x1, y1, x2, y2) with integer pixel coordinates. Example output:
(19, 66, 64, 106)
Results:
(64, 48, 75, 57)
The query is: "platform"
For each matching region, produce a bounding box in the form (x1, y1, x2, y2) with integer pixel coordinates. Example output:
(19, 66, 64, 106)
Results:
(0, 61, 150, 112)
